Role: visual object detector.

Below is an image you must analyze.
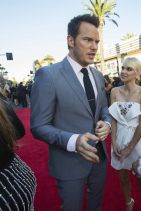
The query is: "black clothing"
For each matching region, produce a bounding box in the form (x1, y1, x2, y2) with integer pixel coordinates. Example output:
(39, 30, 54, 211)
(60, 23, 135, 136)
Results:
(0, 155, 36, 210)
(17, 84, 27, 107)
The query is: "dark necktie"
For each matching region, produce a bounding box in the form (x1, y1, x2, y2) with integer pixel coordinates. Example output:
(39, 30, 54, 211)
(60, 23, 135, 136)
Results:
(81, 68, 96, 116)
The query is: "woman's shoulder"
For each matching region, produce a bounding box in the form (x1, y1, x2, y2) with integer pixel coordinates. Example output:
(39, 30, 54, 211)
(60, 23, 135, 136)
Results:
(111, 85, 123, 92)
(110, 86, 123, 96)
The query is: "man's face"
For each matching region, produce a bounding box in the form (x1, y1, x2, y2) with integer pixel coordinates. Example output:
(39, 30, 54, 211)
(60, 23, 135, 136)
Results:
(67, 22, 100, 66)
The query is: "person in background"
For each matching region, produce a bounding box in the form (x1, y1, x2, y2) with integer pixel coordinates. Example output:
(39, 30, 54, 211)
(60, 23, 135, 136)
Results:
(112, 76, 124, 87)
(17, 82, 27, 107)
(31, 14, 111, 211)
(3, 82, 11, 100)
(27, 80, 33, 99)
(0, 96, 36, 210)
(10, 83, 18, 106)
(104, 74, 113, 106)
(109, 57, 141, 211)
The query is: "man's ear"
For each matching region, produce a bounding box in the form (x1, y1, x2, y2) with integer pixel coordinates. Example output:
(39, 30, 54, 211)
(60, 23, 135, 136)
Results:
(67, 35, 74, 48)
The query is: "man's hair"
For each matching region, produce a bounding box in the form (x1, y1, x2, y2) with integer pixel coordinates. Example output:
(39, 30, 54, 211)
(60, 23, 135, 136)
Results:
(68, 14, 99, 39)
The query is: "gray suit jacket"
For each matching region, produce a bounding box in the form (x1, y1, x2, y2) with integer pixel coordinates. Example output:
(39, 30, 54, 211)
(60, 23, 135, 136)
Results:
(30, 57, 111, 180)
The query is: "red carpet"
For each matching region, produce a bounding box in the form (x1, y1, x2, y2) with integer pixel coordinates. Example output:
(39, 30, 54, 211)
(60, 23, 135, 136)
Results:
(16, 108, 141, 211)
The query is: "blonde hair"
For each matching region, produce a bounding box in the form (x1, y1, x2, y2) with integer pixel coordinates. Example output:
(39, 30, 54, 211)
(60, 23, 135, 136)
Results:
(122, 57, 141, 74)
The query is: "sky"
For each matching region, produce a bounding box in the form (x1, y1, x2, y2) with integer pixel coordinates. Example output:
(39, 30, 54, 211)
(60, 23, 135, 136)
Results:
(0, 0, 141, 81)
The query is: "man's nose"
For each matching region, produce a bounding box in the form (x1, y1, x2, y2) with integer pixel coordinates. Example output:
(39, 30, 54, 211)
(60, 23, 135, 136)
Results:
(91, 41, 98, 50)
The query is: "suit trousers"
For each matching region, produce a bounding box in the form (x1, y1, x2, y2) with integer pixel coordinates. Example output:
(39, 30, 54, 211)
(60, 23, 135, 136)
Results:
(56, 157, 107, 211)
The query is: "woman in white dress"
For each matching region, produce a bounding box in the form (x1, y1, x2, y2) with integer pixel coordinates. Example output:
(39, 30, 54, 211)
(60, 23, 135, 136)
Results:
(109, 57, 141, 211)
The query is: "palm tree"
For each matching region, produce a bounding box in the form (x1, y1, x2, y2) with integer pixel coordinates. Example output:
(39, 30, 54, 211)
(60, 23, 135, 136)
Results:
(85, 0, 119, 73)
(121, 33, 135, 41)
(41, 54, 55, 66)
(33, 55, 55, 71)
(33, 59, 42, 71)
(0, 64, 6, 76)
(0, 65, 5, 88)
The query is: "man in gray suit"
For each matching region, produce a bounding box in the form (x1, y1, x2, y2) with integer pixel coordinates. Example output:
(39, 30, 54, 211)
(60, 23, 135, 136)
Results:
(31, 14, 111, 211)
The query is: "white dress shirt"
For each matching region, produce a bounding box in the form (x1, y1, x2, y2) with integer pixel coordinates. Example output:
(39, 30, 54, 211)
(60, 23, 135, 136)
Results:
(67, 55, 98, 152)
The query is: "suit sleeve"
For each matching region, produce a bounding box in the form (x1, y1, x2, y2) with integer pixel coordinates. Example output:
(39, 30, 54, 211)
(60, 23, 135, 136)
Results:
(30, 68, 73, 150)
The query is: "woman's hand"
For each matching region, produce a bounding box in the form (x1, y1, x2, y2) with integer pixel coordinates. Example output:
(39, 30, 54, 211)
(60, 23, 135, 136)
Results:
(112, 142, 121, 160)
(119, 145, 133, 162)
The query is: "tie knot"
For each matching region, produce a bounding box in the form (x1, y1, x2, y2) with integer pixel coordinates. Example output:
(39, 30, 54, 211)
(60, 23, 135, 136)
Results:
(81, 68, 88, 76)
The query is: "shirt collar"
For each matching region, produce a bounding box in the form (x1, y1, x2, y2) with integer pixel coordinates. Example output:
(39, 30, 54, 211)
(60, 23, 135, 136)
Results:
(67, 55, 90, 74)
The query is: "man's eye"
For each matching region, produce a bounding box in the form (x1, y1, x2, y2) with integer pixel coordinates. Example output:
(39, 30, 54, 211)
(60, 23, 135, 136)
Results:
(84, 38, 90, 41)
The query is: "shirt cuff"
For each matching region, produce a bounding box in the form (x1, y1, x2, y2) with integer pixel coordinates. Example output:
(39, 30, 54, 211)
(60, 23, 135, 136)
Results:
(104, 121, 111, 128)
(67, 134, 80, 152)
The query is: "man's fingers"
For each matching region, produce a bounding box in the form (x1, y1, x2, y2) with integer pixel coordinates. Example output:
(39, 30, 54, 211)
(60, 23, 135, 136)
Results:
(95, 128, 108, 135)
(78, 141, 97, 154)
(85, 132, 99, 141)
(95, 130, 109, 140)
(76, 133, 99, 152)
(99, 135, 108, 141)
(79, 151, 99, 163)
(76, 133, 101, 162)
(78, 139, 99, 162)
(95, 120, 103, 129)
(95, 121, 110, 140)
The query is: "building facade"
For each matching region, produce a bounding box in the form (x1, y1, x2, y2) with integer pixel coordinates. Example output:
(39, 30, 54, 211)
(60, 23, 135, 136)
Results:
(95, 34, 141, 76)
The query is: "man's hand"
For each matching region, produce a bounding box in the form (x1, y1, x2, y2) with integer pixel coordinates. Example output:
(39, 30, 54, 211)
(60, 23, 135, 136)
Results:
(76, 132, 100, 163)
(95, 121, 110, 141)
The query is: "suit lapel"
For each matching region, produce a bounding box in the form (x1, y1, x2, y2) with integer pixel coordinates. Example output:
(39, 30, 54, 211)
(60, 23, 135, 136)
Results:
(61, 58, 93, 117)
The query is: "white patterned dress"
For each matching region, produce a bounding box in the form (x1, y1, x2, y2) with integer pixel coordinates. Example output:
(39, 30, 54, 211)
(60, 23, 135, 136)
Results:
(109, 102, 141, 170)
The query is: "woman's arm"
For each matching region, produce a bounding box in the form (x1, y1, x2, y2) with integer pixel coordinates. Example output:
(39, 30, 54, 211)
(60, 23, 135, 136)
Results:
(120, 94, 141, 161)
(110, 88, 121, 158)
(120, 114, 141, 161)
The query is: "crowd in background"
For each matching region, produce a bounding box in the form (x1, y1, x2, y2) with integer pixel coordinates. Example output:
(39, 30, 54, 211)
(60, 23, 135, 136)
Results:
(104, 74, 141, 106)
(0, 80, 33, 108)
(0, 66, 141, 111)
(0, 73, 141, 109)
